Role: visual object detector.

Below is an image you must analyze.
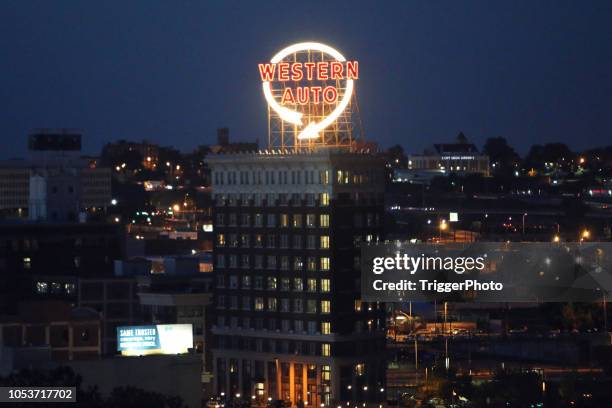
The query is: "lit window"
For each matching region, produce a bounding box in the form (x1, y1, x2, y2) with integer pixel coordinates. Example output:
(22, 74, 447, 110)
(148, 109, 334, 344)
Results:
(36, 281, 48, 294)
(321, 322, 331, 334)
(23, 257, 32, 269)
(307, 278, 317, 292)
(217, 234, 225, 247)
(320, 193, 330, 206)
(355, 300, 362, 312)
(320, 236, 330, 249)
(280, 214, 289, 227)
(292, 214, 302, 228)
(320, 214, 330, 228)
(320, 257, 330, 271)
(254, 297, 264, 311)
(321, 300, 331, 314)
(322, 343, 331, 356)
(321, 279, 330, 293)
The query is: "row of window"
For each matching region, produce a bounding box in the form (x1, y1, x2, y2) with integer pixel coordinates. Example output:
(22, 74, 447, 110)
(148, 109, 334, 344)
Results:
(215, 193, 329, 207)
(214, 169, 379, 187)
(217, 316, 381, 335)
(217, 296, 331, 314)
(216, 213, 330, 228)
(217, 276, 330, 292)
(217, 234, 330, 250)
(217, 316, 332, 334)
(216, 255, 330, 271)
(217, 335, 332, 357)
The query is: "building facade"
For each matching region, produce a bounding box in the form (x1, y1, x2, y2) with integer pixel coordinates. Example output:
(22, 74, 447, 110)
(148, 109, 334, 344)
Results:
(208, 150, 387, 406)
(0, 130, 111, 221)
(407, 133, 490, 176)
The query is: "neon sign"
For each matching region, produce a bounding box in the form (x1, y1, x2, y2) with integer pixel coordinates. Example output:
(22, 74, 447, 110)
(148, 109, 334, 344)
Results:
(259, 42, 359, 140)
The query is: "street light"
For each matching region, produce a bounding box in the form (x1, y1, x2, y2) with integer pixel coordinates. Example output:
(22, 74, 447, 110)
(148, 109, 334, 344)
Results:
(522, 213, 528, 235)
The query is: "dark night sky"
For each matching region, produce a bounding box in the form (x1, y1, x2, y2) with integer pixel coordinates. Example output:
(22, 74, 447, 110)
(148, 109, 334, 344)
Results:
(1, 1, 611, 158)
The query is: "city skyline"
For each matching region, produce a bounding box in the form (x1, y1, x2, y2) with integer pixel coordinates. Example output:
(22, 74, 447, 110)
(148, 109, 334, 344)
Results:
(1, 1, 612, 159)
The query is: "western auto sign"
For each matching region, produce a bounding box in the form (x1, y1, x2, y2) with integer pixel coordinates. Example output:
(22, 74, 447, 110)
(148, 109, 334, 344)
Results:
(259, 42, 358, 140)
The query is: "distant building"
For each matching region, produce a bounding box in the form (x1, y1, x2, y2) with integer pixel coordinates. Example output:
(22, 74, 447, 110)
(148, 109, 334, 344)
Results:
(408, 132, 490, 176)
(0, 300, 101, 361)
(0, 129, 111, 221)
(0, 223, 124, 313)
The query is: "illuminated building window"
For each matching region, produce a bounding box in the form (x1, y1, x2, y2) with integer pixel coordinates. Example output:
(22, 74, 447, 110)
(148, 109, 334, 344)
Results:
(321, 322, 331, 335)
(321, 300, 331, 314)
(320, 214, 330, 228)
(320, 193, 330, 206)
(254, 234, 263, 248)
(64, 283, 76, 295)
(320, 170, 330, 185)
(35, 281, 48, 294)
(293, 257, 303, 270)
(307, 278, 317, 292)
(320, 236, 330, 249)
(242, 275, 251, 288)
(321, 279, 330, 292)
(355, 363, 365, 376)
(320, 257, 330, 271)
(280, 214, 289, 227)
(217, 234, 225, 247)
(254, 297, 264, 311)
(322, 365, 331, 381)
(322, 343, 331, 356)
(355, 300, 362, 312)
(240, 235, 250, 248)
(267, 276, 277, 290)
(292, 214, 302, 227)
(307, 257, 317, 271)
(306, 214, 316, 228)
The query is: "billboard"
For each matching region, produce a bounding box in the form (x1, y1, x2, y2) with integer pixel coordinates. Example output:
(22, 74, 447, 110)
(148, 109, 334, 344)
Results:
(116, 324, 193, 356)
